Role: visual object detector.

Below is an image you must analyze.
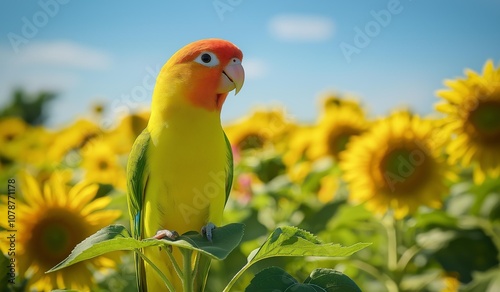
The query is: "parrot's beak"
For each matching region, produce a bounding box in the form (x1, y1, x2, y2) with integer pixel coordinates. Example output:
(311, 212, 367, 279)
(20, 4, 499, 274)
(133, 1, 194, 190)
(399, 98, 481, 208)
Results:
(217, 62, 245, 95)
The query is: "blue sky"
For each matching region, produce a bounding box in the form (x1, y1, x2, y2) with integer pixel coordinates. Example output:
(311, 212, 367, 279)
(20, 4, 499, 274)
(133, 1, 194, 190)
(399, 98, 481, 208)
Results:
(1, 0, 500, 128)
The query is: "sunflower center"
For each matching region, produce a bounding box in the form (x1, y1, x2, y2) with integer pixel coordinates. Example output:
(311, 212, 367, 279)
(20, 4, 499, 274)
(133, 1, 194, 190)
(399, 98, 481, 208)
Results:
(0, 155, 13, 168)
(327, 127, 360, 159)
(238, 133, 265, 150)
(467, 101, 500, 144)
(4, 133, 16, 142)
(28, 208, 89, 268)
(379, 145, 431, 194)
(98, 160, 109, 170)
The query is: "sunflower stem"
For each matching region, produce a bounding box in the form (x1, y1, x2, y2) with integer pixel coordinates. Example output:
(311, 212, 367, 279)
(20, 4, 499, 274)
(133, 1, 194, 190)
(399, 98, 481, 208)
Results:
(397, 244, 421, 271)
(136, 249, 176, 292)
(181, 248, 194, 292)
(350, 259, 399, 292)
(383, 214, 398, 272)
(223, 261, 253, 292)
(165, 247, 184, 281)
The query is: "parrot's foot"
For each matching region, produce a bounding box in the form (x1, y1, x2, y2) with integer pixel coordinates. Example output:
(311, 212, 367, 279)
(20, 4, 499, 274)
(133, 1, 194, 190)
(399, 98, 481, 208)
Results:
(153, 229, 179, 241)
(201, 222, 217, 242)
(153, 229, 179, 253)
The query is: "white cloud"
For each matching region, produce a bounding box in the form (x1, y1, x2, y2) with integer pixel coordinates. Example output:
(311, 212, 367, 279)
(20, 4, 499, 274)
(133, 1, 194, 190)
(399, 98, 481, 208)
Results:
(0, 71, 79, 103)
(0, 40, 111, 70)
(244, 58, 268, 79)
(6, 40, 112, 70)
(0, 41, 111, 103)
(269, 14, 335, 42)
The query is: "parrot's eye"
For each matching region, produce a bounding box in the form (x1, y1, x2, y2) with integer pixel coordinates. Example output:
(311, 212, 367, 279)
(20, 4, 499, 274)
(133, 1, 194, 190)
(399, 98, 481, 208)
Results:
(201, 54, 211, 63)
(195, 52, 219, 67)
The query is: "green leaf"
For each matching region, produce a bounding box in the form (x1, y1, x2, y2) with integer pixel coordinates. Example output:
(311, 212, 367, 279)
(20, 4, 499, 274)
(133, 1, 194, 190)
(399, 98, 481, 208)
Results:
(172, 223, 245, 260)
(326, 204, 374, 231)
(469, 177, 500, 216)
(47, 223, 244, 273)
(304, 268, 361, 292)
(245, 267, 361, 292)
(433, 228, 499, 283)
(299, 200, 345, 235)
(248, 226, 371, 263)
(245, 266, 298, 292)
(48, 224, 131, 273)
(461, 267, 500, 292)
(224, 227, 370, 292)
(413, 210, 458, 230)
(254, 155, 286, 183)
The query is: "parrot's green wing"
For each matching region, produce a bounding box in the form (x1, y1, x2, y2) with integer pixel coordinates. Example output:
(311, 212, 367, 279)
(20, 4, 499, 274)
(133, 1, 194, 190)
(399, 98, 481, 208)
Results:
(223, 131, 233, 205)
(126, 129, 150, 291)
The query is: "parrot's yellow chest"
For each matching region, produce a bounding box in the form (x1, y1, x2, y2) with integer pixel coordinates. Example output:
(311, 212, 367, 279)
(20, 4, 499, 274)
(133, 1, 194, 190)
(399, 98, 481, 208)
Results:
(143, 108, 227, 238)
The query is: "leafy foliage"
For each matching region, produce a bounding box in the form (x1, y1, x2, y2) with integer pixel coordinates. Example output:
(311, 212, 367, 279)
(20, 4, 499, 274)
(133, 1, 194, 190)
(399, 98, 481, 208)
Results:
(48, 223, 245, 273)
(247, 226, 370, 262)
(246, 267, 361, 292)
(1, 84, 500, 291)
(0, 89, 56, 125)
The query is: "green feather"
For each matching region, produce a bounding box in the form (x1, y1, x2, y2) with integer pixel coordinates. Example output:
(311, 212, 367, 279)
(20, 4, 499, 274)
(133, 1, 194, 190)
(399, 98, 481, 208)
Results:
(223, 130, 234, 205)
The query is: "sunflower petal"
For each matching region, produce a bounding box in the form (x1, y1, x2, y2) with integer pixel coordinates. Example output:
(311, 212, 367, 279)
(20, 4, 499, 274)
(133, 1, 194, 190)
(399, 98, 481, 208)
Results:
(436, 90, 462, 104)
(473, 164, 486, 184)
(50, 172, 68, 206)
(483, 59, 495, 80)
(69, 183, 99, 209)
(20, 172, 44, 207)
(81, 196, 112, 216)
(85, 210, 122, 226)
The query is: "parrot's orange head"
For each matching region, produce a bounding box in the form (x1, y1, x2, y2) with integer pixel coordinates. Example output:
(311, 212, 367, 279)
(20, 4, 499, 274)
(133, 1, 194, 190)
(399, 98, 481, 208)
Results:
(160, 38, 245, 112)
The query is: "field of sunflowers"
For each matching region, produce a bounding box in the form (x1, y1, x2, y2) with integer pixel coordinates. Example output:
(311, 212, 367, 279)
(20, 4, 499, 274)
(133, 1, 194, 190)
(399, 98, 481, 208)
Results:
(1, 60, 499, 291)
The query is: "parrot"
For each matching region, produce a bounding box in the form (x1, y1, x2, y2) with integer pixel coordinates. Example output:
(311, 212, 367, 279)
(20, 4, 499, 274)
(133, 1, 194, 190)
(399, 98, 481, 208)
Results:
(127, 38, 244, 291)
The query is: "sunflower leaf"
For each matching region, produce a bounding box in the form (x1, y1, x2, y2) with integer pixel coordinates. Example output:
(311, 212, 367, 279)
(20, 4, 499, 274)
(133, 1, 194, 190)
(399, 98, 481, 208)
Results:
(224, 227, 370, 291)
(245, 266, 362, 292)
(247, 226, 371, 263)
(304, 268, 362, 292)
(245, 266, 299, 291)
(47, 223, 244, 273)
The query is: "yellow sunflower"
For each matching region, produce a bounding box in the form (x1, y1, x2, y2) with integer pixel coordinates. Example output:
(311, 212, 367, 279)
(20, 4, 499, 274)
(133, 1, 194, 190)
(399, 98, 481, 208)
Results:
(0, 117, 28, 168)
(105, 111, 150, 155)
(308, 105, 368, 161)
(317, 173, 340, 203)
(0, 171, 121, 291)
(81, 138, 127, 190)
(436, 60, 500, 183)
(340, 111, 452, 219)
(47, 119, 102, 164)
(440, 273, 460, 292)
(5, 126, 55, 167)
(0, 117, 27, 146)
(224, 107, 296, 151)
(282, 125, 314, 183)
(318, 91, 364, 116)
